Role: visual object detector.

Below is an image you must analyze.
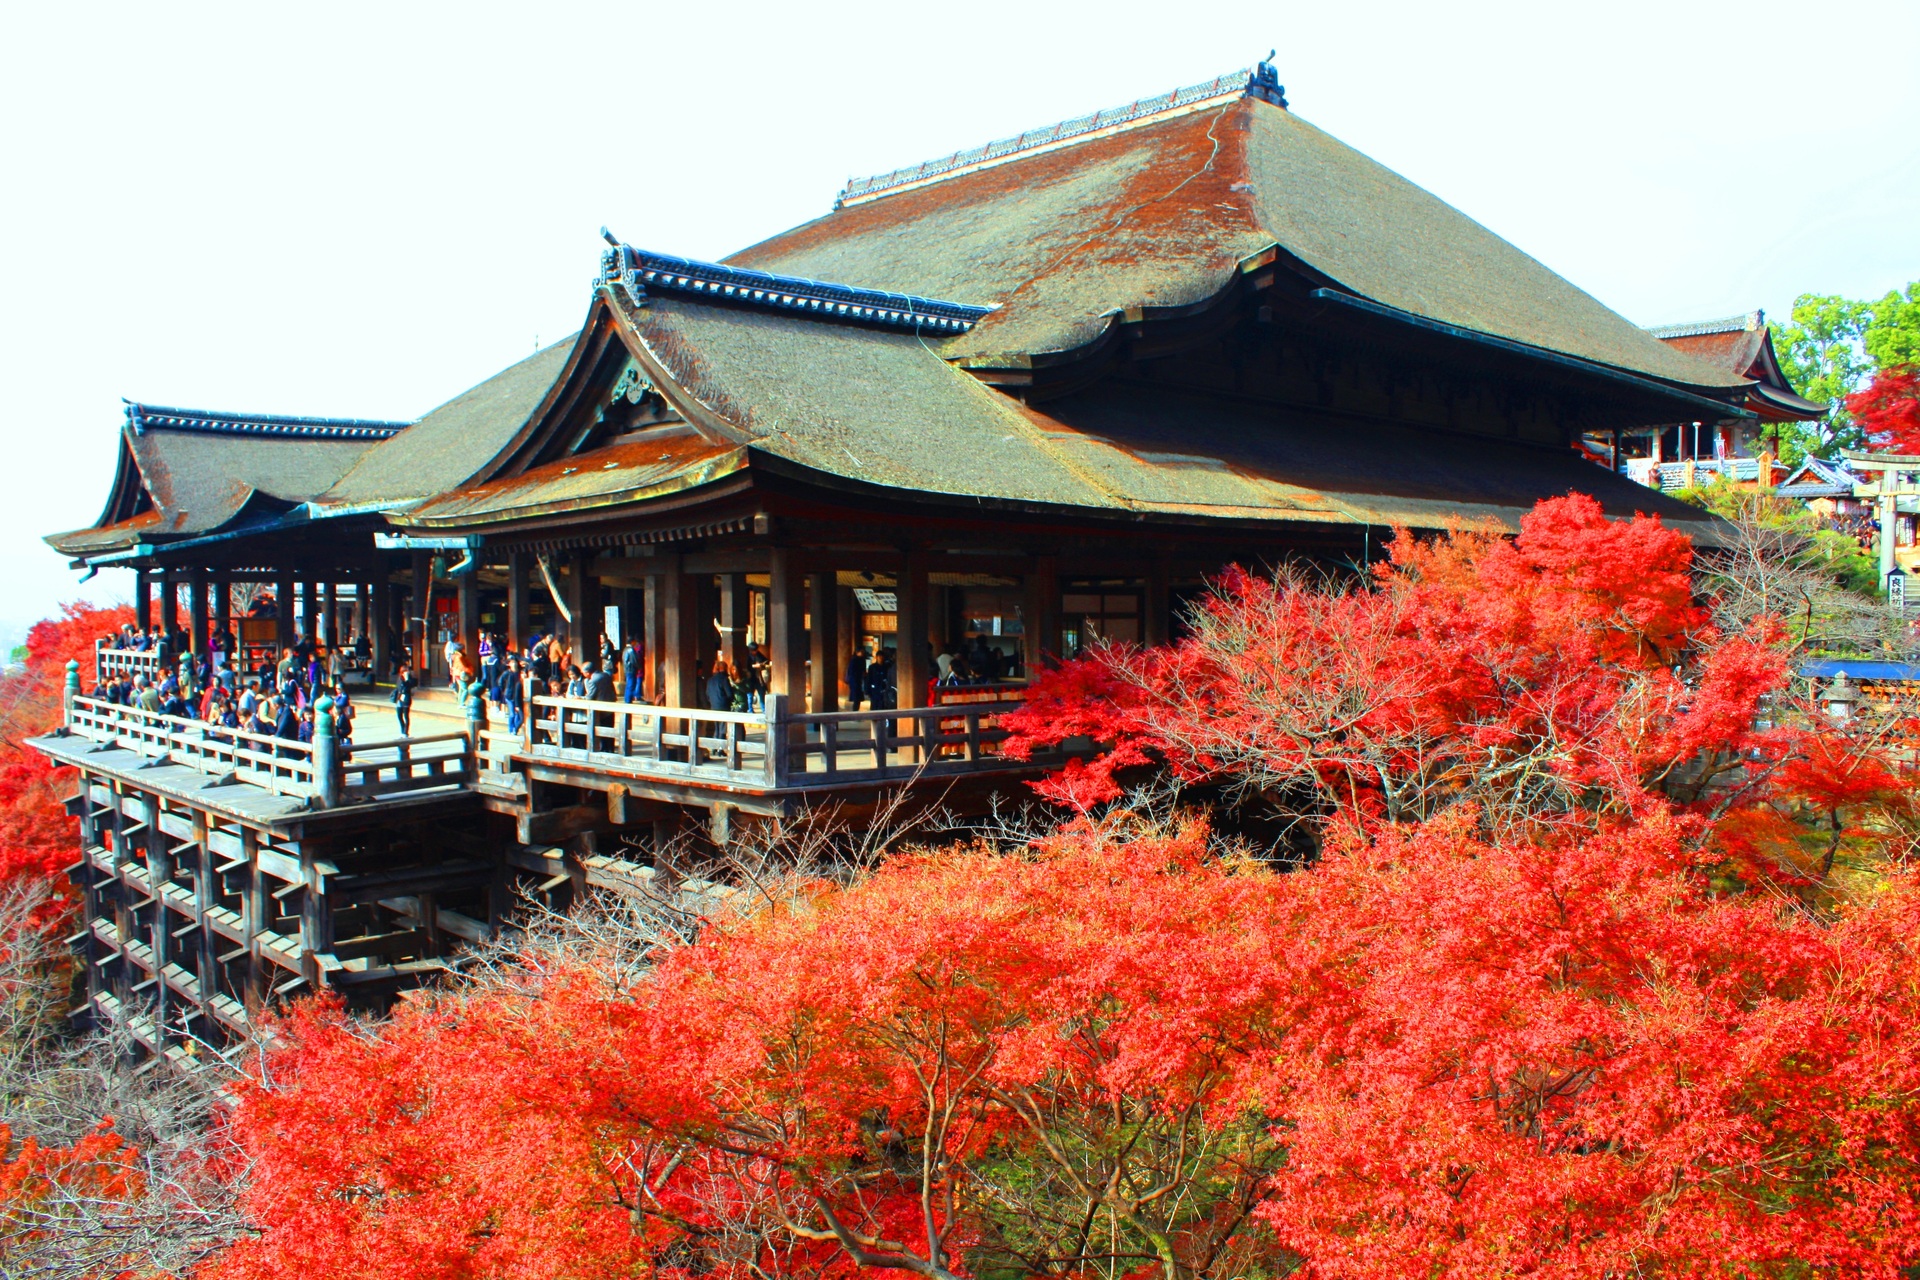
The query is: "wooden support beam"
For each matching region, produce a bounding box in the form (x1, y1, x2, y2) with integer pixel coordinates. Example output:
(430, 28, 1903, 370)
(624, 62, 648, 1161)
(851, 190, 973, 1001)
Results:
(134, 570, 152, 633)
(808, 571, 839, 713)
(189, 574, 209, 658)
(1023, 555, 1059, 674)
(275, 567, 295, 653)
(1145, 554, 1171, 648)
(661, 555, 700, 708)
(370, 570, 391, 680)
(896, 549, 930, 712)
(517, 802, 614, 847)
(718, 573, 750, 677)
(507, 550, 528, 649)
(409, 551, 431, 682)
(768, 547, 807, 703)
(300, 580, 317, 645)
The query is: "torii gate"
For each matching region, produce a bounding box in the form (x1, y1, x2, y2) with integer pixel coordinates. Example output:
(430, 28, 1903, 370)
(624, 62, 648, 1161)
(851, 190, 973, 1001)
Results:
(1844, 450, 1920, 589)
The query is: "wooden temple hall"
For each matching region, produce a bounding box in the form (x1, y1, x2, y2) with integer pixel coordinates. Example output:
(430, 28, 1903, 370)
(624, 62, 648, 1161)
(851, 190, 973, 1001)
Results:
(34, 60, 1753, 1055)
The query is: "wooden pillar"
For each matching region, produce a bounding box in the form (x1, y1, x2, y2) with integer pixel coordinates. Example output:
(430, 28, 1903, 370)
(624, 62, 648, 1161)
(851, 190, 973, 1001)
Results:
(1145, 555, 1171, 648)
(768, 548, 808, 702)
(507, 551, 528, 650)
(134, 569, 152, 632)
(896, 551, 930, 711)
(643, 571, 663, 702)
(661, 555, 700, 707)
(370, 570, 391, 679)
(566, 551, 600, 666)
(719, 573, 750, 677)
(409, 552, 431, 681)
(299, 579, 317, 644)
(1023, 555, 1059, 675)
(275, 567, 295, 652)
(457, 569, 480, 673)
(159, 572, 179, 642)
(213, 571, 232, 638)
(322, 581, 338, 647)
(808, 571, 839, 713)
(189, 573, 210, 658)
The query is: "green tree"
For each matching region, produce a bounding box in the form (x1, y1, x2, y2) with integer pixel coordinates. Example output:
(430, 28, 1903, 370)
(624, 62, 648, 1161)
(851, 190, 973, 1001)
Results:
(1772, 282, 1920, 461)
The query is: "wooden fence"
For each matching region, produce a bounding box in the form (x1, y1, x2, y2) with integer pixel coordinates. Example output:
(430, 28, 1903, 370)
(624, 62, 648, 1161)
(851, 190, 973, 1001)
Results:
(64, 696, 469, 806)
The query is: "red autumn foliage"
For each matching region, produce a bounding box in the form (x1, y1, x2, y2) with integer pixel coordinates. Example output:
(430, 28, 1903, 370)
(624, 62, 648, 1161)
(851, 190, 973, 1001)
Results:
(0, 602, 131, 896)
(1849, 365, 1920, 454)
(214, 812, 1920, 1279)
(1003, 494, 1789, 831)
(81, 500, 1920, 1275)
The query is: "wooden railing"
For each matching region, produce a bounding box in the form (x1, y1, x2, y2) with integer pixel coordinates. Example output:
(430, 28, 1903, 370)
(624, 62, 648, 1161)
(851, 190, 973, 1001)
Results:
(94, 642, 165, 686)
(526, 695, 781, 788)
(64, 696, 469, 806)
(787, 700, 1037, 783)
(522, 690, 1055, 789)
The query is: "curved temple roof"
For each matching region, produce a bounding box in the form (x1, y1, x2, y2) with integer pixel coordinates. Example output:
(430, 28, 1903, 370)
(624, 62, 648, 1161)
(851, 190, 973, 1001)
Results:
(730, 80, 1745, 390)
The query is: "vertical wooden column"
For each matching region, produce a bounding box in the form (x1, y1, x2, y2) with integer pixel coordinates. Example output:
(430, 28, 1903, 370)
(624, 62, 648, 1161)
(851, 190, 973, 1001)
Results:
(896, 551, 930, 711)
(275, 567, 295, 653)
(457, 569, 479, 672)
(507, 551, 528, 649)
(159, 572, 180, 643)
(409, 552, 431, 680)
(213, 572, 232, 641)
(719, 574, 750, 677)
(1023, 555, 1059, 675)
(370, 571, 391, 679)
(322, 582, 338, 648)
(300, 580, 317, 643)
(643, 571, 663, 702)
(240, 828, 266, 1010)
(661, 554, 700, 707)
(567, 551, 600, 666)
(768, 548, 808, 703)
(189, 573, 210, 658)
(1145, 555, 1171, 648)
(808, 571, 839, 713)
(134, 569, 152, 632)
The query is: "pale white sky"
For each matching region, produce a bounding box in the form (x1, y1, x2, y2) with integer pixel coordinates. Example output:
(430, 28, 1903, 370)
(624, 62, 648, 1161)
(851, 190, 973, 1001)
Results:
(3, 0, 1917, 652)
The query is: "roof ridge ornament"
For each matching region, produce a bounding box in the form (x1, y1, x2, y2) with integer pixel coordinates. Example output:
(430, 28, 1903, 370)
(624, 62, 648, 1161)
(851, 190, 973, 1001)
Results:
(834, 57, 1287, 209)
(121, 400, 411, 441)
(593, 241, 993, 334)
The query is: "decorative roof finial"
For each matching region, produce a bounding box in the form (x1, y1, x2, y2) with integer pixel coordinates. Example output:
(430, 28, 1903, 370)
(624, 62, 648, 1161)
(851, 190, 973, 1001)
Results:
(1248, 54, 1287, 109)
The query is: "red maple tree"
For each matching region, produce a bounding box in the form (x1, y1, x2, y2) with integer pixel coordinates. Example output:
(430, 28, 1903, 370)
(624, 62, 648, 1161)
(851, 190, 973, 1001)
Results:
(204, 498, 1920, 1279)
(1850, 365, 1920, 454)
(0, 602, 131, 894)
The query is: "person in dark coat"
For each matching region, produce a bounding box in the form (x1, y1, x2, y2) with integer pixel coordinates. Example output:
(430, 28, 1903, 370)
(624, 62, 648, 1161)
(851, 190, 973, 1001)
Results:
(704, 660, 735, 713)
(843, 645, 870, 712)
(585, 662, 615, 703)
(391, 663, 417, 737)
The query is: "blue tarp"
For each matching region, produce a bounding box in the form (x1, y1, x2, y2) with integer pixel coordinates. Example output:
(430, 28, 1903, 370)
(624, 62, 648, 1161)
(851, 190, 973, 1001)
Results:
(1798, 660, 1920, 681)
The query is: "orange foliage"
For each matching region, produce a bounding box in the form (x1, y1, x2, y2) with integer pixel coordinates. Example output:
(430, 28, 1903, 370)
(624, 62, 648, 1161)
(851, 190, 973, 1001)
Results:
(0, 602, 132, 895)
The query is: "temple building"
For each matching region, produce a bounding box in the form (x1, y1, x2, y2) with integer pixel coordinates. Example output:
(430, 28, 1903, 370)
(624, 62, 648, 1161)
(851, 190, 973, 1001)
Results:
(1606, 310, 1826, 489)
(34, 61, 1775, 1057)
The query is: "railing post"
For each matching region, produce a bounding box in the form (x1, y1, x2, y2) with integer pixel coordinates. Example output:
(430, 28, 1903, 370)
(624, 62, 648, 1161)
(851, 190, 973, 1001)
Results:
(765, 693, 790, 788)
(94, 640, 105, 688)
(313, 695, 342, 809)
(64, 660, 80, 725)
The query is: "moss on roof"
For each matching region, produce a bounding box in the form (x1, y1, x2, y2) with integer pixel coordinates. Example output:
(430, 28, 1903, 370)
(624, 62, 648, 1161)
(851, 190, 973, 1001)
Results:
(728, 97, 1741, 389)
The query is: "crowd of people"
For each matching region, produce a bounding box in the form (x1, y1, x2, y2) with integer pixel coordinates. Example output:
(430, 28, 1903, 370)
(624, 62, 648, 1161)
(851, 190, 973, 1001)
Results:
(94, 617, 1031, 752)
(93, 623, 362, 755)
